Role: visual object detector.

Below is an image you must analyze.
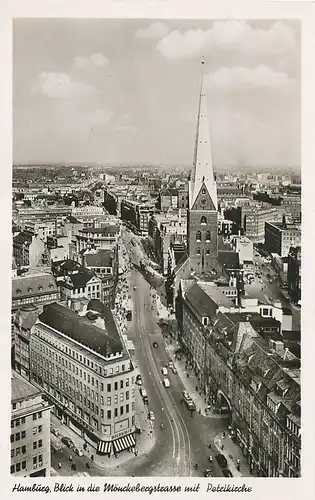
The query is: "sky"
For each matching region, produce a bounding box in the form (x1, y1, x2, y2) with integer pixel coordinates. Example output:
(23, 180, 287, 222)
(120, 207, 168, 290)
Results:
(13, 19, 301, 168)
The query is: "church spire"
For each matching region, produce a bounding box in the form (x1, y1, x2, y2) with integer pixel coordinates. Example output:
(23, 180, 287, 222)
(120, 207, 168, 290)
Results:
(189, 60, 217, 210)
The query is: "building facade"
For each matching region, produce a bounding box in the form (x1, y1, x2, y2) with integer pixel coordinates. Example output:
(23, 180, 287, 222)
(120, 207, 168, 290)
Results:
(28, 301, 136, 456)
(11, 372, 52, 477)
(287, 246, 301, 303)
(265, 221, 301, 258)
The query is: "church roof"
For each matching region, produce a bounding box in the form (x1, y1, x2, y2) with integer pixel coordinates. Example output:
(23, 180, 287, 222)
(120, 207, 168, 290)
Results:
(189, 63, 217, 211)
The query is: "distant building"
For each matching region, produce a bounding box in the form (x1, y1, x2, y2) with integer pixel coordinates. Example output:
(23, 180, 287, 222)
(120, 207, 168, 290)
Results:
(13, 232, 46, 269)
(81, 248, 118, 307)
(120, 199, 155, 235)
(157, 188, 178, 211)
(265, 220, 301, 258)
(103, 189, 118, 215)
(287, 246, 301, 303)
(72, 206, 105, 217)
(11, 371, 52, 477)
(177, 185, 189, 209)
(75, 225, 120, 254)
(29, 301, 136, 457)
(12, 272, 59, 313)
(242, 206, 280, 243)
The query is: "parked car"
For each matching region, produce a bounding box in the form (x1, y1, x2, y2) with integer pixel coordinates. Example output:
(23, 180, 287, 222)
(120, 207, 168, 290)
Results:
(203, 469, 214, 477)
(168, 360, 174, 368)
(163, 378, 170, 388)
(133, 286, 137, 291)
(51, 427, 60, 437)
(161, 367, 168, 376)
(136, 374, 142, 381)
(61, 437, 74, 449)
(140, 388, 147, 398)
(216, 454, 228, 468)
(172, 367, 177, 374)
(222, 469, 233, 477)
(148, 411, 155, 421)
(74, 447, 84, 457)
(143, 396, 149, 405)
(153, 341, 158, 348)
(185, 399, 196, 411)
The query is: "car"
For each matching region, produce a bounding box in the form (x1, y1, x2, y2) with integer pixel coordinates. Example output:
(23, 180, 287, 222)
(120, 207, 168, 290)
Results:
(222, 469, 233, 477)
(269, 279, 273, 284)
(203, 469, 214, 477)
(61, 437, 74, 448)
(182, 390, 189, 399)
(216, 454, 228, 468)
(136, 374, 142, 380)
(163, 378, 170, 388)
(133, 286, 137, 291)
(140, 388, 147, 398)
(143, 396, 149, 405)
(161, 367, 168, 376)
(136, 379, 142, 386)
(51, 427, 60, 437)
(172, 367, 178, 374)
(153, 341, 158, 348)
(74, 447, 84, 457)
(185, 400, 196, 411)
(168, 360, 174, 368)
(148, 411, 155, 421)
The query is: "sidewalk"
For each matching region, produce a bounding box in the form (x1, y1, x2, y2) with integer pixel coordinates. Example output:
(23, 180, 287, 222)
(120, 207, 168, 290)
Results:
(51, 391, 155, 471)
(165, 344, 227, 419)
(214, 432, 251, 477)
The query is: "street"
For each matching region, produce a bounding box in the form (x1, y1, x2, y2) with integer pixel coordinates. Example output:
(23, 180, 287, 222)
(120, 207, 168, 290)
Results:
(50, 228, 240, 477)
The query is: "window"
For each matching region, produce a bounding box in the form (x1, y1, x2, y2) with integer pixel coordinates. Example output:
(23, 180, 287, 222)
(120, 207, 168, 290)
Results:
(201, 216, 207, 225)
(196, 231, 201, 242)
(126, 391, 129, 400)
(22, 461, 26, 470)
(22, 445, 26, 454)
(16, 463, 21, 472)
(205, 231, 211, 241)
(10, 465, 15, 474)
(33, 441, 37, 450)
(101, 383, 104, 391)
(114, 408, 118, 417)
(206, 249, 210, 255)
(38, 425, 42, 433)
(107, 384, 111, 392)
(114, 382, 118, 391)
(107, 410, 111, 419)
(120, 393, 124, 402)
(126, 404, 129, 413)
(120, 406, 124, 416)
(196, 248, 201, 255)
(120, 380, 124, 389)
(38, 439, 42, 448)
(16, 447, 21, 456)
(114, 395, 118, 404)
(15, 432, 20, 441)
(21, 431, 26, 439)
(107, 397, 111, 405)
(126, 378, 129, 387)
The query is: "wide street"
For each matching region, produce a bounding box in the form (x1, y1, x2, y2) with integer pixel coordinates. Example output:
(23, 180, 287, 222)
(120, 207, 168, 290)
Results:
(51, 227, 229, 477)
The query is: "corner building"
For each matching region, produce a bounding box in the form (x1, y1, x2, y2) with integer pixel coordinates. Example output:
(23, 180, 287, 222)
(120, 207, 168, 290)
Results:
(30, 301, 136, 456)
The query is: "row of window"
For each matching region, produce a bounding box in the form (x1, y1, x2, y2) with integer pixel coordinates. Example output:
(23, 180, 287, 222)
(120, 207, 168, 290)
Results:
(11, 439, 42, 458)
(11, 416, 26, 427)
(10, 461, 27, 474)
(10, 425, 42, 443)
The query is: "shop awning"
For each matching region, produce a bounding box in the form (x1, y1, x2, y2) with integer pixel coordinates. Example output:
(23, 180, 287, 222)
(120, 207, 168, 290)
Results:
(113, 433, 135, 453)
(97, 440, 112, 455)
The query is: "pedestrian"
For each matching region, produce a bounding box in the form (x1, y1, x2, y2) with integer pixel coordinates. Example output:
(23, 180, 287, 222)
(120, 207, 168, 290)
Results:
(58, 462, 62, 469)
(221, 444, 224, 451)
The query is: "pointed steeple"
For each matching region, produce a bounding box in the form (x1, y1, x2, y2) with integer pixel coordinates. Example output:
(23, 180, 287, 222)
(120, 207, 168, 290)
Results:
(189, 60, 217, 210)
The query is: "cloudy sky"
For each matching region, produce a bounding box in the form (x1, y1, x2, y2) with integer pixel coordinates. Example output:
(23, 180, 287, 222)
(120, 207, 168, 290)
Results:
(13, 19, 300, 167)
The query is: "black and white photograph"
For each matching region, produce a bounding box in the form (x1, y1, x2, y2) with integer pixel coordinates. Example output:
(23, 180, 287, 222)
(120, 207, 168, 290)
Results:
(8, 9, 306, 486)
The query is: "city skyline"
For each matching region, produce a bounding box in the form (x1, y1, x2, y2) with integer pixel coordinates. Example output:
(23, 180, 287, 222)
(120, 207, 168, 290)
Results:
(14, 19, 300, 168)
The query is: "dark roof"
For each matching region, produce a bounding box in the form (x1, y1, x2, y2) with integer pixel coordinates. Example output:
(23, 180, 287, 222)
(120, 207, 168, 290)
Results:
(67, 215, 80, 223)
(52, 259, 84, 276)
(66, 269, 98, 289)
(84, 250, 113, 268)
(81, 225, 119, 235)
(39, 302, 122, 358)
(185, 283, 218, 319)
(12, 273, 58, 300)
(13, 231, 33, 245)
(218, 250, 240, 269)
(12, 372, 41, 401)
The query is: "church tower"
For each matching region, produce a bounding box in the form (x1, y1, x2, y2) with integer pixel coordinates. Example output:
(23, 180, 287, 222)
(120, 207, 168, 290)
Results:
(187, 62, 218, 275)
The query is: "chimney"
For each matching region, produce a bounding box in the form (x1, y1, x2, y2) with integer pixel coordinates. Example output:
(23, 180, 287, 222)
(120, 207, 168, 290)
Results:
(282, 214, 286, 229)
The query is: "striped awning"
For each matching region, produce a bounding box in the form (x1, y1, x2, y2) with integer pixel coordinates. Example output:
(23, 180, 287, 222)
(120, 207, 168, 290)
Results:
(97, 440, 112, 455)
(113, 433, 135, 453)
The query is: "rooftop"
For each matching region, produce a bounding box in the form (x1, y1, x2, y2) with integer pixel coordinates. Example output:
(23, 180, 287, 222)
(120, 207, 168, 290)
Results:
(12, 272, 58, 300)
(12, 371, 41, 402)
(38, 302, 123, 358)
